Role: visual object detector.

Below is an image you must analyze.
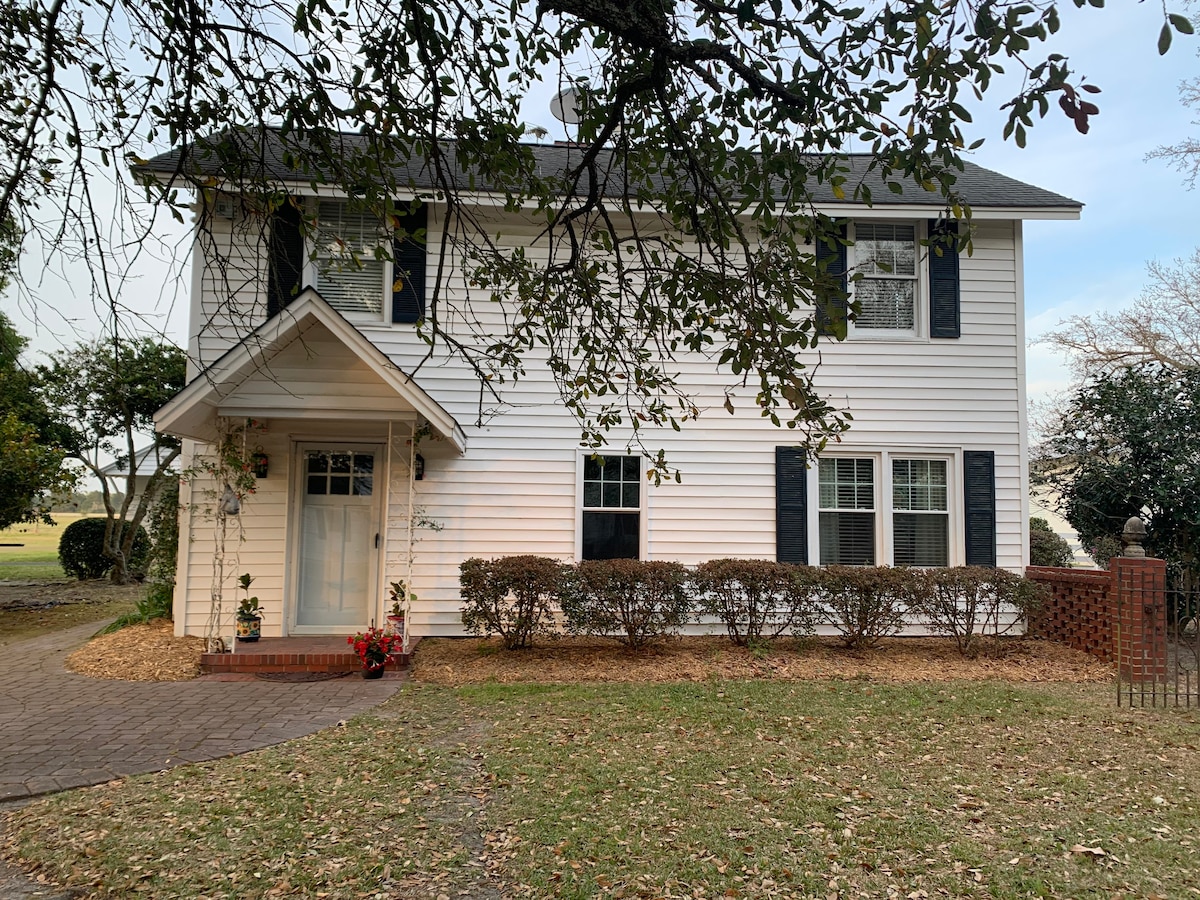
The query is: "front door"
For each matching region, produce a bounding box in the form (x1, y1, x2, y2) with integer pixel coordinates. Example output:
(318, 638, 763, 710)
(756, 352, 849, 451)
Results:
(293, 444, 382, 633)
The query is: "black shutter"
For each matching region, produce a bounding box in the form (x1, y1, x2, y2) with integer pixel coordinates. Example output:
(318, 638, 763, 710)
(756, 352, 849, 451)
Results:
(814, 224, 848, 338)
(392, 206, 428, 324)
(928, 219, 960, 339)
(267, 199, 305, 318)
(963, 450, 996, 566)
(776, 446, 809, 564)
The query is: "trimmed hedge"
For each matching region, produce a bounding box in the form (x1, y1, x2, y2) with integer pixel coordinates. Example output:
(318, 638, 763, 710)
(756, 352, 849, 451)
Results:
(58, 517, 151, 581)
(458, 556, 1047, 655)
(561, 559, 691, 649)
(695, 559, 819, 646)
(459, 555, 565, 649)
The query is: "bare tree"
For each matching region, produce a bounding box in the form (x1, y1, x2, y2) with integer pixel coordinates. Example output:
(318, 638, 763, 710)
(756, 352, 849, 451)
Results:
(1038, 248, 1200, 377)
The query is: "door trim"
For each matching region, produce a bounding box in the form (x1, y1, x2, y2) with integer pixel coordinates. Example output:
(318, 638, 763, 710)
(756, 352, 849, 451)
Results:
(286, 441, 385, 635)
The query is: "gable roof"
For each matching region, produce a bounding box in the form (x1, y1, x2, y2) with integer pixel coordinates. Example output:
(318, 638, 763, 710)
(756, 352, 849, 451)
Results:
(155, 288, 466, 451)
(138, 127, 1081, 213)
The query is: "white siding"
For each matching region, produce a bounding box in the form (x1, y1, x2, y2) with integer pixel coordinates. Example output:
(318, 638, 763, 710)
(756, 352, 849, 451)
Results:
(179, 212, 1029, 636)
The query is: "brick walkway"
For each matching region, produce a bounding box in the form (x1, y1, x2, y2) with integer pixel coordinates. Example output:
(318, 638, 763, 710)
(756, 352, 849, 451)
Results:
(0, 621, 403, 800)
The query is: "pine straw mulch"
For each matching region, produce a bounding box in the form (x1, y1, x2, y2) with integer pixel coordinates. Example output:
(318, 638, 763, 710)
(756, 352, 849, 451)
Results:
(413, 634, 1115, 686)
(64, 619, 205, 682)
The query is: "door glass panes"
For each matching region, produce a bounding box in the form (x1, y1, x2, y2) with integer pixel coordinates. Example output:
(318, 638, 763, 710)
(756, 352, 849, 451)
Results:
(305, 451, 374, 496)
(855, 223, 917, 330)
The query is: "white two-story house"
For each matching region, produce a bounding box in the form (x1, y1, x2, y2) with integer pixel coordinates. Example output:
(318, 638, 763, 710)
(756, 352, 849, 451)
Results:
(148, 132, 1080, 640)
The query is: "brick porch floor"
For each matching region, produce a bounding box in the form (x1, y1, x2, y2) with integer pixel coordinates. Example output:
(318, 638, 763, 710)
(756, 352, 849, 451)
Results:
(201, 635, 418, 675)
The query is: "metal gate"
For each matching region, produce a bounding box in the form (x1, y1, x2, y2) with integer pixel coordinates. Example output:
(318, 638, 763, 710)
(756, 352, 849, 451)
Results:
(1116, 585, 1200, 708)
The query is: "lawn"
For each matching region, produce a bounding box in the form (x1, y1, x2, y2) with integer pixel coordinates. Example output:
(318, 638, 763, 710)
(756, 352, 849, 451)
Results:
(6, 678, 1198, 899)
(0, 512, 88, 580)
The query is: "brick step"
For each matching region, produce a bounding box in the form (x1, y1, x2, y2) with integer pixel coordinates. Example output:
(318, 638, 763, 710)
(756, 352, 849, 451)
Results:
(200, 636, 417, 675)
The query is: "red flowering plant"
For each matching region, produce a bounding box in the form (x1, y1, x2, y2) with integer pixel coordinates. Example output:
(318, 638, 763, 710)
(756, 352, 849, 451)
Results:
(347, 626, 403, 670)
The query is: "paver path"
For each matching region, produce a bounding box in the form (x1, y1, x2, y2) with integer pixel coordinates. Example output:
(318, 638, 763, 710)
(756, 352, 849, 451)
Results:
(0, 621, 402, 800)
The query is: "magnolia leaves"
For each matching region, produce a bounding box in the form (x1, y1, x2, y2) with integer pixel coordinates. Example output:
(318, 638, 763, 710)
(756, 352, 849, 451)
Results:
(1057, 82, 1102, 135)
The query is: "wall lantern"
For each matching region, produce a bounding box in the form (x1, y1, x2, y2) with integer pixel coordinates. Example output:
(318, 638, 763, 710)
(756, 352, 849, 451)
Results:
(251, 449, 269, 479)
(414, 453, 425, 481)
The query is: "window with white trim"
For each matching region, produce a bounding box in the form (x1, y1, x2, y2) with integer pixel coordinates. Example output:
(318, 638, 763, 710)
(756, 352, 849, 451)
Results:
(892, 458, 949, 566)
(852, 222, 918, 334)
(581, 454, 641, 560)
(816, 453, 954, 567)
(818, 458, 876, 565)
(311, 200, 391, 321)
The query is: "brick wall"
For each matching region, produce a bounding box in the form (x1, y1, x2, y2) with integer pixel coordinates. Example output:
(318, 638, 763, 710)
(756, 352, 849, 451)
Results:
(1026, 566, 1116, 662)
(1026, 559, 1168, 678)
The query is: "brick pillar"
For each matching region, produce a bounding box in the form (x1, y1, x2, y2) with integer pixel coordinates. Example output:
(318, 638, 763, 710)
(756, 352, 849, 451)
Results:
(1111, 557, 1168, 680)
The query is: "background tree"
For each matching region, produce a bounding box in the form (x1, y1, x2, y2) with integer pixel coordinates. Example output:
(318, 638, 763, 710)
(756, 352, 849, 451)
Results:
(0, 0, 1191, 472)
(38, 338, 186, 582)
(1150, 0, 1200, 184)
(1035, 364, 1200, 589)
(1029, 516, 1074, 567)
(0, 311, 75, 528)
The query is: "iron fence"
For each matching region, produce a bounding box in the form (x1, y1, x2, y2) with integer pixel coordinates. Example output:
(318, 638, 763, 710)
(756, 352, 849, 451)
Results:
(1116, 585, 1199, 708)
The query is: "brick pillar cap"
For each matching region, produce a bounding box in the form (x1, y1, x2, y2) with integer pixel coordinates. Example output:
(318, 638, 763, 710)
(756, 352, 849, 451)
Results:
(1121, 516, 1147, 558)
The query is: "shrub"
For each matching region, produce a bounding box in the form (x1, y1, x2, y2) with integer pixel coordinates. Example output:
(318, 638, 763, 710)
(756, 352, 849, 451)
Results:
(695, 559, 819, 645)
(1029, 517, 1073, 568)
(915, 567, 1048, 654)
(560, 559, 692, 649)
(819, 565, 926, 649)
(459, 555, 565, 649)
(58, 517, 151, 580)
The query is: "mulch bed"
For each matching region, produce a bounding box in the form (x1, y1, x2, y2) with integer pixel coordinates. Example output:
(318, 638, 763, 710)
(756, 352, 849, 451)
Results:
(64, 619, 205, 682)
(413, 634, 1114, 686)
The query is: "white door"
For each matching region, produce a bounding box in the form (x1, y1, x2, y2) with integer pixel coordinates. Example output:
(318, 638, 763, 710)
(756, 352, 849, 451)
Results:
(293, 444, 382, 633)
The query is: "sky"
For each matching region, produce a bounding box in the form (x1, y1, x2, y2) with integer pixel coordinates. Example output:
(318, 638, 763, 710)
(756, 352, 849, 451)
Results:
(5, 1, 1198, 412)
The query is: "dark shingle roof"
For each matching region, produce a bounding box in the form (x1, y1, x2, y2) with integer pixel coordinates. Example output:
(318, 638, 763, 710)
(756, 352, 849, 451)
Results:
(139, 128, 1081, 211)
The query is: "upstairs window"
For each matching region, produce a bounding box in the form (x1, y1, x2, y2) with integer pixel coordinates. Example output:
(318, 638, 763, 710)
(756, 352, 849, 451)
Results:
(581, 454, 641, 560)
(853, 223, 918, 334)
(312, 200, 390, 320)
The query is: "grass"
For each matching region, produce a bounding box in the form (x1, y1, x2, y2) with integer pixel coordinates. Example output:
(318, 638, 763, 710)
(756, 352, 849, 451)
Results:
(6, 678, 1199, 899)
(0, 512, 89, 580)
(0, 581, 144, 645)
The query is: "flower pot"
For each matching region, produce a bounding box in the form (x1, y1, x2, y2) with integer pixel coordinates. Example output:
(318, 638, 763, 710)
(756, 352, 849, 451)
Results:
(386, 614, 405, 637)
(363, 664, 386, 679)
(235, 615, 262, 642)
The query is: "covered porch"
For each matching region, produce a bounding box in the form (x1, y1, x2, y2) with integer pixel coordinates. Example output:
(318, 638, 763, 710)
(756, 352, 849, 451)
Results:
(155, 289, 465, 646)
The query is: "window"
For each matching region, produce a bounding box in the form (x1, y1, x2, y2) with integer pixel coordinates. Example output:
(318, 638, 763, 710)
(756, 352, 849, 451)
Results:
(581, 454, 640, 560)
(818, 458, 876, 565)
(892, 459, 949, 566)
(853, 223, 918, 333)
(814, 454, 954, 567)
(312, 200, 390, 320)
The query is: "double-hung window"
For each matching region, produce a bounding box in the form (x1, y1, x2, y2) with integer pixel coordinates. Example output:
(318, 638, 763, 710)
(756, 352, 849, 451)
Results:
(312, 200, 390, 320)
(852, 223, 918, 334)
(581, 454, 641, 560)
(892, 459, 949, 566)
(818, 458, 876, 565)
(816, 454, 953, 567)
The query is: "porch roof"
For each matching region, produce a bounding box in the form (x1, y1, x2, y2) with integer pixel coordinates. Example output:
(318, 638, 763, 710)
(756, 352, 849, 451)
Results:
(154, 289, 467, 452)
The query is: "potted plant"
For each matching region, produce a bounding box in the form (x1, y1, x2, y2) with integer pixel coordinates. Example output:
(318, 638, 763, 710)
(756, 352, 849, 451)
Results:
(235, 573, 265, 642)
(386, 580, 414, 636)
(347, 626, 403, 678)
